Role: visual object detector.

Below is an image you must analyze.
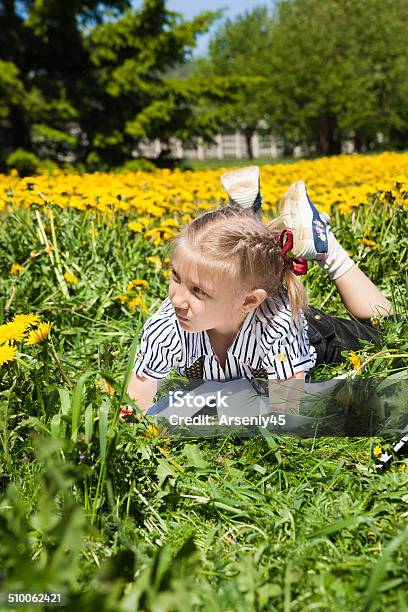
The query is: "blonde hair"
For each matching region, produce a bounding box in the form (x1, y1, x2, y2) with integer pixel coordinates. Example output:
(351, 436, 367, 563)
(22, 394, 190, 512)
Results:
(169, 206, 308, 320)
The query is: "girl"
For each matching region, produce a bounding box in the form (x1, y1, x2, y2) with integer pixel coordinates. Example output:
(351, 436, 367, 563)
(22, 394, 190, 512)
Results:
(126, 167, 393, 415)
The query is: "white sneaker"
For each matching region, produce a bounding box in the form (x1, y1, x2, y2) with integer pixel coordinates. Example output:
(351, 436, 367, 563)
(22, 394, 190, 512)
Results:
(221, 166, 262, 217)
(279, 181, 330, 260)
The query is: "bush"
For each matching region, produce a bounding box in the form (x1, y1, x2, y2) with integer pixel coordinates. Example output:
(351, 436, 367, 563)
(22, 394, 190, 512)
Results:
(38, 159, 58, 174)
(6, 148, 41, 176)
(85, 151, 110, 173)
(118, 158, 156, 172)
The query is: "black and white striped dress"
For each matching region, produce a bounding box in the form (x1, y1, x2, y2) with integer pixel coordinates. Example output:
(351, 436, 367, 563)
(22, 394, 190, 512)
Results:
(132, 287, 317, 382)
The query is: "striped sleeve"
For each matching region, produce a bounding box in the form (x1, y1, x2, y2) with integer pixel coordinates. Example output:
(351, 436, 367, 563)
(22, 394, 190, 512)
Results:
(261, 313, 316, 380)
(132, 312, 182, 380)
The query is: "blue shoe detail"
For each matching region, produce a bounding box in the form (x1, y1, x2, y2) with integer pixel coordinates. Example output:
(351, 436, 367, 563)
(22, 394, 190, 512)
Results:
(306, 188, 328, 254)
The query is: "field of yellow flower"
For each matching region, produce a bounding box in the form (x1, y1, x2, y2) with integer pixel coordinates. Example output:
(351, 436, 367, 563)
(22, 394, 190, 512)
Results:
(1, 151, 408, 224)
(0, 153, 408, 609)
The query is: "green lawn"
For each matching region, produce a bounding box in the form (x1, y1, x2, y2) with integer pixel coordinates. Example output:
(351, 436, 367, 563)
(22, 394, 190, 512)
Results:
(0, 195, 407, 610)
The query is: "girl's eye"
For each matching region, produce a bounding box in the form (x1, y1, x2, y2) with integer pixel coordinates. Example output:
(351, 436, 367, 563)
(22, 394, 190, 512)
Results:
(171, 270, 206, 296)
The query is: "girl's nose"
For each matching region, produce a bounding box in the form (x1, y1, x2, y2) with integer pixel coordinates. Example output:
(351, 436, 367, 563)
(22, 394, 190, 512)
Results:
(171, 285, 189, 310)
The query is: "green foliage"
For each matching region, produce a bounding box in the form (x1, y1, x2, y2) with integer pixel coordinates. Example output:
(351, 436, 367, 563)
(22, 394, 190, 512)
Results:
(117, 158, 156, 172)
(190, 0, 408, 156)
(193, 7, 272, 157)
(0, 0, 219, 169)
(5, 148, 41, 176)
(0, 190, 408, 607)
(265, 0, 408, 154)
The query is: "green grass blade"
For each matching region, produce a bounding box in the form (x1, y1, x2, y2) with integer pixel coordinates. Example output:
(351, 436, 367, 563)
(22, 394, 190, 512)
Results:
(98, 397, 110, 463)
(84, 404, 94, 446)
(71, 371, 93, 442)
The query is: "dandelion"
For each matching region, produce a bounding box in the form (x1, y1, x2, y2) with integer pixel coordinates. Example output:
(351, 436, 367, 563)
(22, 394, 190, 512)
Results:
(141, 424, 159, 439)
(128, 221, 144, 232)
(0, 344, 18, 366)
(115, 294, 129, 304)
(0, 320, 27, 344)
(397, 464, 406, 471)
(127, 279, 149, 291)
(358, 238, 380, 249)
(349, 351, 361, 371)
(147, 255, 162, 270)
(11, 263, 24, 274)
(64, 272, 79, 284)
(373, 445, 382, 458)
(26, 321, 52, 345)
(97, 378, 115, 396)
(128, 295, 148, 313)
(371, 317, 380, 326)
(12, 313, 41, 328)
(161, 218, 179, 228)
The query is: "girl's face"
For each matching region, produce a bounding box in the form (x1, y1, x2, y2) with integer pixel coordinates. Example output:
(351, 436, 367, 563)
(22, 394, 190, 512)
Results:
(168, 257, 243, 335)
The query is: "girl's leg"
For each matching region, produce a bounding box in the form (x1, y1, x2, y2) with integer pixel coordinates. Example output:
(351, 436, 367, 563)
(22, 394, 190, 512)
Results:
(279, 181, 394, 321)
(334, 265, 393, 320)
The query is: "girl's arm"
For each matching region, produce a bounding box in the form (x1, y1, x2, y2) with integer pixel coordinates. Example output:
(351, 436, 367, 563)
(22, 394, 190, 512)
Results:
(268, 371, 305, 414)
(126, 371, 159, 415)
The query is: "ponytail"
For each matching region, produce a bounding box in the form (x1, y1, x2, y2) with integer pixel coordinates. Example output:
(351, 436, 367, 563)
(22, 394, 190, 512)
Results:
(282, 267, 308, 323)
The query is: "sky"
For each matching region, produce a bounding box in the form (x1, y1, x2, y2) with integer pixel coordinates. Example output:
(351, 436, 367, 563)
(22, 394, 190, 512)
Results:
(132, 1, 269, 56)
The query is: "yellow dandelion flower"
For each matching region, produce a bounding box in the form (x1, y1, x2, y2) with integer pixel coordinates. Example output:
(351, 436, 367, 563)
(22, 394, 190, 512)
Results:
(128, 295, 148, 313)
(371, 317, 380, 326)
(349, 351, 361, 371)
(115, 294, 129, 304)
(97, 378, 115, 396)
(163, 269, 171, 277)
(11, 263, 24, 274)
(161, 218, 179, 228)
(127, 279, 149, 291)
(0, 321, 27, 344)
(147, 255, 162, 270)
(397, 463, 406, 472)
(128, 221, 144, 232)
(373, 445, 382, 458)
(141, 424, 159, 439)
(0, 344, 18, 366)
(358, 238, 380, 249)
(64, 272, 79, 284)
(12, 313, 41, 328)
(25, 321, 52, 345)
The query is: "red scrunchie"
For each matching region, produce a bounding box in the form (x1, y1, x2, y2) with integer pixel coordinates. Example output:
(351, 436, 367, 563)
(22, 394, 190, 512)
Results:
(275, 229, 308, 276)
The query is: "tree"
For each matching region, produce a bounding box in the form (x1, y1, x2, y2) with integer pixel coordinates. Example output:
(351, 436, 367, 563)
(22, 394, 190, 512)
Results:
(265, 0, 408, 154)
(0, 0, 219, 169)
(192, 7, 272, 158)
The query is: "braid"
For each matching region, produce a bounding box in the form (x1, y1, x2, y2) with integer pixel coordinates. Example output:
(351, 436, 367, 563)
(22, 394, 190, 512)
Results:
(169, 205, 308, 318)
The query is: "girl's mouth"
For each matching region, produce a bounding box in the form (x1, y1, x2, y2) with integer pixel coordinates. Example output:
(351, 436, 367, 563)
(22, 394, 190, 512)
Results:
(176, 314, 189, 322)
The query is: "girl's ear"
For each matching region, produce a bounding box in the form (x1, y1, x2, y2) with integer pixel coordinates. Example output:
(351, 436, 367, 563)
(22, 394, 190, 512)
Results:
(243, 288, 267, 309)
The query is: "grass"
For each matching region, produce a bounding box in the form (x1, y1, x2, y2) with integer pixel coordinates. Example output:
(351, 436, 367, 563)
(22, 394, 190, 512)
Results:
(182, 157, 300, 171)
(0, 188, 407, 610)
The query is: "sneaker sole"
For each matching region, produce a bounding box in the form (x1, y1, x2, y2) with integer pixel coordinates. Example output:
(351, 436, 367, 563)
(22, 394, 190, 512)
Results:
(279, 181, 328, 259)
